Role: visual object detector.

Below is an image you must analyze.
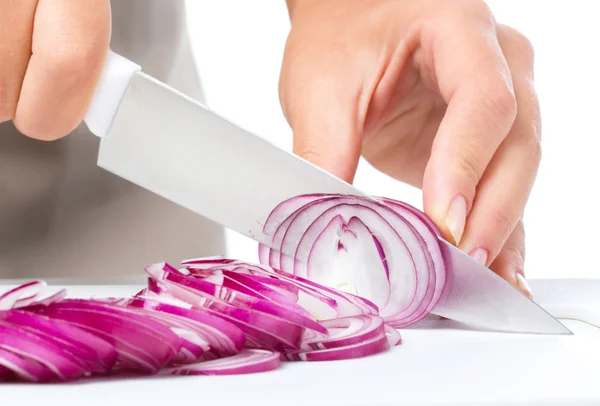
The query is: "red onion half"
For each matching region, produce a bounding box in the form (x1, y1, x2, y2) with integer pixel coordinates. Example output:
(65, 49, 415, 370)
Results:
(258, 194, 447, 327)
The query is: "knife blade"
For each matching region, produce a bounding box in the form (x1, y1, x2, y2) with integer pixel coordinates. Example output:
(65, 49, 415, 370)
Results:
(84, 51, 571, 335)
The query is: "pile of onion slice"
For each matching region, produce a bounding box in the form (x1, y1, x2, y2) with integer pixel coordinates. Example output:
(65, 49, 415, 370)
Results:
(258, 194, 447, 328)
(0, 257, 402, 383)
(0, 194, 447, 382)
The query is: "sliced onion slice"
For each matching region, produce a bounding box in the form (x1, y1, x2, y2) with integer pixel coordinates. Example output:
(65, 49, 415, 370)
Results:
(301, 315, 385, 351)
(0, 364, 12, 380)
(0, 281, 46, 310)
(0, 310, 117, 374)
(0, 347, 55, 382)
(34, 300, 181, 373)
(187, 260, 377, 320)
(147, 263, 326, 335)
(286, 331, 390, 362)
(384, 325, 402, 347)
(126, 298, 245, 357)
(0, 322, 90, 380)
(164, 349, 281, 376)
(146, 276, 303, 351)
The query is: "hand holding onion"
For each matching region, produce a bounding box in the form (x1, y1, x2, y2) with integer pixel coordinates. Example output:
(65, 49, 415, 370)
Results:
(280, 0, 539, 297)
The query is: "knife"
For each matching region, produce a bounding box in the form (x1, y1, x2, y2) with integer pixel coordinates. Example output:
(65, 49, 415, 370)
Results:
(83, 51, 571, 335)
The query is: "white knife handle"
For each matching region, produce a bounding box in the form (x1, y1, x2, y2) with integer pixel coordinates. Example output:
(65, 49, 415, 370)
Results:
(84, 50, 141, 138)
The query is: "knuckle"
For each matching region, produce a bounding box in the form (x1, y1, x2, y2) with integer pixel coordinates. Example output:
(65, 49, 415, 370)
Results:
(457, 152, 483, 187)
(500, 25, 535, 63)
(517, 113, 542, 166)
(505, 245, 525, 267)
(476, 79, 518, 127)
(446, 0, 495, 24)
(296, 147, 324, 166)
(514, 88, 542, 164)
(528, 90, 542, 138)
(506, 219, 526, 262)
(516, 219, 526, 248)
(490, 209, 515, 241)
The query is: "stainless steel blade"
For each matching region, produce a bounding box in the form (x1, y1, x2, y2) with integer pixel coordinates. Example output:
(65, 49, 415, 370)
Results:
(98, 72, 570, 335)
(98, 72, 360, 248)
(433, 240, 571, 334)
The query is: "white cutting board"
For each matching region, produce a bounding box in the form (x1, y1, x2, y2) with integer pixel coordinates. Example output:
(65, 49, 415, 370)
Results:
(0, 279, 598, 406)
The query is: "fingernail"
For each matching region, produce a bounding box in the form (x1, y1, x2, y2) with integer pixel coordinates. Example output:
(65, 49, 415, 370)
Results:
(469, 247, 488, 266)
(515, 272, 533, 299)
(446, 195, 467, 245)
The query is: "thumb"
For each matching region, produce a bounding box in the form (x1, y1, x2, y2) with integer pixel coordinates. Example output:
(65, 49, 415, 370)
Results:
(279, 49, 363, 183)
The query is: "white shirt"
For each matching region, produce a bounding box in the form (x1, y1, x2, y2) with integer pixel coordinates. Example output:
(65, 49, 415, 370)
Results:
(0, 1, 225, 279)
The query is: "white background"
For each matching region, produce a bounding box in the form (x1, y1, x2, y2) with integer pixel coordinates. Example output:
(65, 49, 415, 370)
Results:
(185, 0, 600, 280)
